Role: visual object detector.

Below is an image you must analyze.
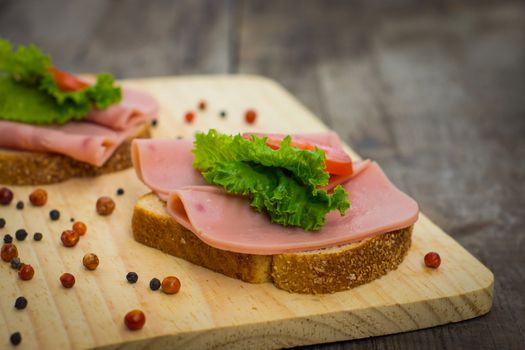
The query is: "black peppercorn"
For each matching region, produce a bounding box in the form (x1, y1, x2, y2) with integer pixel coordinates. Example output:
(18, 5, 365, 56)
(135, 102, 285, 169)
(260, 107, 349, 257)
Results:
(0, 218, 5, 228)
(151, 119, 158, 127)
(10, 332, 21, 345)
(15, 229, 28, 241)
(10, 257, 21, 270)
(126, 272, 138, 284)
(14, 296, 27, 310)
(16, 201, 24, 210)
(70, 217, 75, 222)
(0, 187, 13, 205)
(219, 110, 227, 118)
(149, 278, 161, 291)
(116, 188, 125, 196)
(3, 234, 13, 244)
(33, 232, 43, 241)
(49, 209, 60, 221)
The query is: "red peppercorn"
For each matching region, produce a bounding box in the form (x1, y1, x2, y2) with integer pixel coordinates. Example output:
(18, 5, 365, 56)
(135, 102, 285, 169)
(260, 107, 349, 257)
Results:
(61, 229, 79, 248)
(29, 188, 48, 206)
(72, 221, 87, 236)
(424, 252, 441, 268)
(124, 309, 146, 330)
(161, 276, 181, 294)
(18, 264, 34, 281)
(198, 100, 207, 111)
(82, 253, 99, 270)
(184, 111, 195, 123)
(1, 243, 18, 262)
(0, 187, 14, 205)
(60, 273, 75, 288)
(96, 196, 115, 216)
(244, 109, 257, 124)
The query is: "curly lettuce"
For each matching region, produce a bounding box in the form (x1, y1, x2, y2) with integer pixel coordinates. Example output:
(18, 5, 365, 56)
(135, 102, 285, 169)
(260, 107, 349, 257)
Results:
(193, 130, 350, 231)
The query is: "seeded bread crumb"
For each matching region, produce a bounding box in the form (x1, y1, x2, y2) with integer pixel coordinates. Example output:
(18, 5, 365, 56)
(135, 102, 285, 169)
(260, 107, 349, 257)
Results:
(0, 122, 150, 185)
(132, 193, 412, 294)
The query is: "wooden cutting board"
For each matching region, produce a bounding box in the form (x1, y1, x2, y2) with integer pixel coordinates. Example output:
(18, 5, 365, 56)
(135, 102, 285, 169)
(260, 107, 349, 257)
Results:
(0, 76, 493, 349)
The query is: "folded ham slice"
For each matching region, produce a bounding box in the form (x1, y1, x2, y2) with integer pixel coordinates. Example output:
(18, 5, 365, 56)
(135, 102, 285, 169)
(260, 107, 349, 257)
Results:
(0, 88, 158, 166)
(132, 133, 419, 255)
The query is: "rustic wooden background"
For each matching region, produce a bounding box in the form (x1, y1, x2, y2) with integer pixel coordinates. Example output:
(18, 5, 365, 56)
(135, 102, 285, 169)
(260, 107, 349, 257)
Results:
(1, 0, 523, 349)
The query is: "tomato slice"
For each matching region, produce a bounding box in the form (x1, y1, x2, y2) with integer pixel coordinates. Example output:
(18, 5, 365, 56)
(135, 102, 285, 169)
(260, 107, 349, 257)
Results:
(265, 137, 353, 176)
(49, 67, 90, 92)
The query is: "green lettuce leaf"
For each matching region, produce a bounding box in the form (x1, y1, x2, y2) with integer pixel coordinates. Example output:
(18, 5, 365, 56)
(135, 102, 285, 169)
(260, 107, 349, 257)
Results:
(0, 38, 121, 125)
(193, 130, 350, 231)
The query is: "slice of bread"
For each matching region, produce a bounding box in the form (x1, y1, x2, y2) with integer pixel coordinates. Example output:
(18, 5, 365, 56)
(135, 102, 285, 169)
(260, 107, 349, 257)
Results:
(0, 122, 151, 185)
(132, 193, 412, 294)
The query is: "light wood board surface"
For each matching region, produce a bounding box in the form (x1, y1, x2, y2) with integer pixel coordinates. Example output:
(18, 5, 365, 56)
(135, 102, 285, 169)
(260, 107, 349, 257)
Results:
(0, 75, 494, 349)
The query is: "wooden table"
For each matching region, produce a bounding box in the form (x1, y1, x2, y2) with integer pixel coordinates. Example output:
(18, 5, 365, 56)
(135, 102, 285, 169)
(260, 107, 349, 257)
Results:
(1, 1, 523, 349)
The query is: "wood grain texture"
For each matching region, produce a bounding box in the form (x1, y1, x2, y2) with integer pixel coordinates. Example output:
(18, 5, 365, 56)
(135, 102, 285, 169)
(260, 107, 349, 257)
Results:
(0, 76, 492, 349)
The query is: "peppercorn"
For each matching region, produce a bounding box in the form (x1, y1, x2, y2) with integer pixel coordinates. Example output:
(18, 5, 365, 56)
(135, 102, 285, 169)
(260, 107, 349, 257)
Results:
(151, 119, 158, 127)
(15, 229, 28, 241)
(116, 188, 125, 196)
(33, 232, 43, 241)
(18, 264, 34, 281)
(161, 276, 181, 294)
(198, 100, 207, 111)
(3, 234, 13, 244)
(149, 278, 161, 291)
(49, 209, 60, 220)
(14, 296, 27, 310)
(124, 309, 146, 330)
(126, 272, 138, 284)
(29, 188, 48, 206)
(16, 201, 24, 210)
(72, 221, 87, 236)
(83, 253, 99, 270)
(1, 243, 18, 262)
(424, 252, 441, 268)
(0, 187, 13, 205)
(70, 217, 75, 223)
(61, 229, 79, 247)
(10, 257, 21, 270)
(219, 110, 227, 118)
(184, 111, 195, 123)
(60, 273, 75, 288)
(10, 332, 21, 346)
(0, 218, 5, 228)
(244, 109, 257, 124)
(96, 196, 115, 216)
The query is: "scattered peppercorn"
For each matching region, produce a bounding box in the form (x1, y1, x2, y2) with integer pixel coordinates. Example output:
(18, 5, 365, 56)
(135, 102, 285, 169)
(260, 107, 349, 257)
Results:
(18, 264, 34, 281)
(29, 188, 48, 206)
(70, 217, 75, 223)
(424, 252, 441, 268)
(96, 196, 115, 216)
(15, 229, 28, 241)
(161, 276, 181, 294)
(10, 332, 21, 346)
(33, 232, 43, 241)
(61, 229, 79, 248)
(176, 135, 183, 139)
(126, 272, 138, 284)
(198, 100, 207, 111)
(149, 278, 161, 291)
(60, 273, 75, 288)
(0, 187, 13, 205)
(184, 111, 195, 123)
(49, 209, 60, 221)
(124, 309, 146, 330)
(219, 110, 227, 118)
(16, 201, 24, 210)
(151, 119, 158, 127)
(1, 243, 18, 262)
(72, 221, 87, 236)
(83, 253, 99, 270)
(0, 218, 5, 228)
(116, 188, 125, 196)
(244, 109, 257, 124)
(14, 296, 27, 310)
(10, 257, 21, 270)
(4, 234, 13, 244)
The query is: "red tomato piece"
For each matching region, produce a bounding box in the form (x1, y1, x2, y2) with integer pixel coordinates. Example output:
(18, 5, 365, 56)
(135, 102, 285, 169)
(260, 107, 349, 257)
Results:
(49, 67, 90, 92)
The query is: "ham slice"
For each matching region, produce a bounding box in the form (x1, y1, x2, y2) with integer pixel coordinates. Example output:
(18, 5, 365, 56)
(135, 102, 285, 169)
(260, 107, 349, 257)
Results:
(132, 134, 419, 255)
(0, 88, 158, 166)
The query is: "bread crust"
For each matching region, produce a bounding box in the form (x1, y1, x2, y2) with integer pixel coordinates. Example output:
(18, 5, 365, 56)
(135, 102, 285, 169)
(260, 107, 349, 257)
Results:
(132, 193, 413, 294)
(0, 122, 150, 185)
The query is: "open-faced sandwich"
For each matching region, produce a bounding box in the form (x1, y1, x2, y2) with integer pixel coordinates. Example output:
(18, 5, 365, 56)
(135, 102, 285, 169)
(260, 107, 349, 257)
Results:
(131, 129, 419, 294)
(0, 39, 158, 185)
